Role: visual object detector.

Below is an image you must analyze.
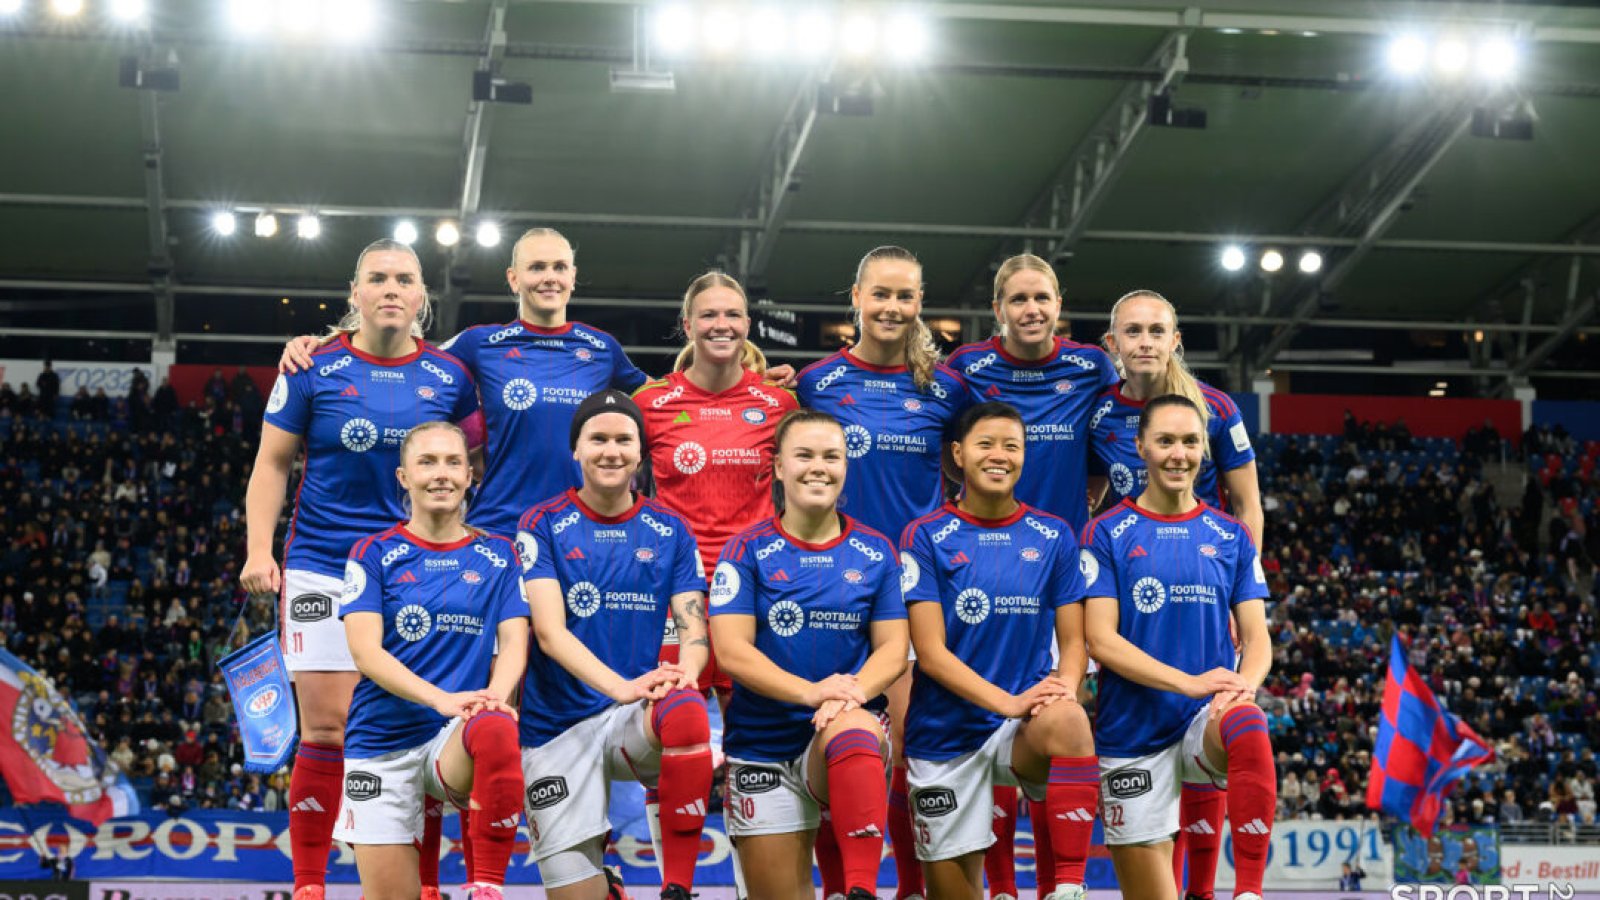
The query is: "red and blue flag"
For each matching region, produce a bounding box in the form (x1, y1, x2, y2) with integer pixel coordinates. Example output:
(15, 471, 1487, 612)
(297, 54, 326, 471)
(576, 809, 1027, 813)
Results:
(1366, 635, 1493, 836)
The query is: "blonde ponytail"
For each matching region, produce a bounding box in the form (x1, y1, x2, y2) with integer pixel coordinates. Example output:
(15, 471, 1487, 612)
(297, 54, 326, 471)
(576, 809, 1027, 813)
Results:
(854, 245, 939, 390)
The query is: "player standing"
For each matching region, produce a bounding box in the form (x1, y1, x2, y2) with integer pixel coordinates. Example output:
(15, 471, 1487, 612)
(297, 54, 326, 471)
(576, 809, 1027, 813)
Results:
(1081, 395, 1276, 900)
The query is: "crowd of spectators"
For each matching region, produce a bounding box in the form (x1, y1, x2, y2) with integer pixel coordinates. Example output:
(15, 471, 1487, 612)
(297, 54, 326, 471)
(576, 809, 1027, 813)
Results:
(1, 368, 1596, 839)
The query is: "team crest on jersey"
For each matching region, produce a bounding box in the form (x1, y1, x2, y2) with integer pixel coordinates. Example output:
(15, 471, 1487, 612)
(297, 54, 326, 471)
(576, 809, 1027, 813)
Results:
(461, 570, 482, 584)
(673, 441, 707, 475)
(340, 418, 379, 453)
(575, 348, 593, 362)
(710, 562, 739, 608)
(635, 547, 657, 564)
(1199, 544, 1218, 558)
(741, 408, 767, 425)
(955, 588, 990, 625)
(1053, 380, 1074, 394)
(502, 378, 537, 411)
(566, 581, 602, 618)
(843, 569, 863, 584)
(902, 398, 923, 412)
(1132, 577, 1166, 614)
(767, 600, 805, 637)
(267, 375, 289, 414)
(1078, 549, 1099, 586)
(395, 604, 432, 641)
(843, 424, 873, 459)
(415, 386, 436, 400)
(1020, 547, 1041, 562)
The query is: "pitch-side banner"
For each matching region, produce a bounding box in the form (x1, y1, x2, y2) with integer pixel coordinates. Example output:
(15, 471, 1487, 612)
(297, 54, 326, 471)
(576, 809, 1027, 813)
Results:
(0, 361, 152, 399)
(1212, 819, 1394, 890)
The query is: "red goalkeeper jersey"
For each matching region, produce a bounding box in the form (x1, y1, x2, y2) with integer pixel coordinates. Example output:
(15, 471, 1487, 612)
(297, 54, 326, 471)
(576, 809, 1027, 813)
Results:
(634, 370, 799, 574)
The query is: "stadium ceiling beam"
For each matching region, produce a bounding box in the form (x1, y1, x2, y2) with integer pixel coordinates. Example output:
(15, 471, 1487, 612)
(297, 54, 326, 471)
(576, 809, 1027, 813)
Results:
(1511, 293, 1598, 380)
(134, 70, 176, 348)
(957, 28, 1192, 307)
(1238, 92, 1480, 379)
(725, 69, 826, 287)
(436, 0, 509, 339)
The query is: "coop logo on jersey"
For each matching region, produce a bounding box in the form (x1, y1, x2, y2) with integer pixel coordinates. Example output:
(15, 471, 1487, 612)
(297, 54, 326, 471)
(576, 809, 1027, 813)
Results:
(419, 359, 454, 385)
(843, 568, 864, 584)
(266, 375, 290, 414)
(1199, 544, 1218, 557)
(1132, 577, 1167, 614)
(415, 385, 436, 400)
(516, 533, 538, 572)
(244, 684, 283, 719)
(342, 559, 368, 604)
(1202, 515, 1236, 541)
(1025, 516, 1059, 540)
(931, 518, 960, 544)
(487, 325, 523, 344)
(380, 544, 410, 568)
(649, 383, 685, 408)
(963, 353, 997, 376)
(340, 417, 379, 452)
(1063, 354, 1097, 370)
(914, 787, 958, 818)
(502, 378, 537, 411)
(955, 588, 990, 625)
(640, 512, 674, 538)
(1105, 768, 1152, 799)
(1109, 514, 1139, 539)
(767, 600, 805, 637)
(1020, 547, 1042, 562)
(813, 365, 848, 392)
(849, 536, 885, 563)
(526, 776, 568, 810)
(460, 570, 482, 585)
(566, 581, 602, 618)
(318, 355, 354, 377)
(552, 510, 581, 535)
(345, 771, 382, 801)
(741, 407, 768, 425)
(900, 554, 921, 593)
(1089, 398, 1114, 432)
(1079, 549, 1099, 585)
(709, 562, 740, 608)
(1110, 463, 1135, 497)
(674, 441, 707, 474)
(754, 537, 786, 561)
(395, 604, 433, 641)
(475, 543, 507, 568)
(732, 766, 780, 794)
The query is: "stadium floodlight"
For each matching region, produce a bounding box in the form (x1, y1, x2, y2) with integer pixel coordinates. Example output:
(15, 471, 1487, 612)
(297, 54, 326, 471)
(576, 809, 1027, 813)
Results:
(743, 6, 786, 58)
(228, 0, 271, 35)
(324, 0, 375, 40)
(49, 0, 83, 16)
(1477, 37, 1518, 81)
(279, 0, 319, 36)
(1434, 38, 1470, 76)
(1387, 35, 1428, 76)
(436, 221, 461, 247)
(1220, 245, 1247, 272)
(791, 8, 833, 59)
(701, 7, 741, 56)
(1260, 249, 1284, 273)
(839, 11, 879, 60)
(0, 0, 22, 15)
(211, 211, 238, 237)
(886, 11, 931, 64)
(254, 213, 279, 238)
(393, 220, 419, 245)
(652, 4, 695, 57)
(1298, 250, 1324, 274)
(110, 0, 147, 23)
(475, 223, 501, 248)
(296, 215, 321, 240)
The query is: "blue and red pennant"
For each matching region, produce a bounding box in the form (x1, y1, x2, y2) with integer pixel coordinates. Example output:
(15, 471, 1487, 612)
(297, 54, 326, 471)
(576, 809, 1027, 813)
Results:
(1366, 635, 1493, 836)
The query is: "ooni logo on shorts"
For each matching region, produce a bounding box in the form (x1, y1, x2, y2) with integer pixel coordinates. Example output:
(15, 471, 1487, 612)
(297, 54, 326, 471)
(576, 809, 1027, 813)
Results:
(1105, 768, 1152, 799)
(709, 562, 740, 608)
(732, 766, 780, 794)
(955, 587, 990, 625)
(526, 776, 568, 810)
(914, 788, 958, 818)
(566, 581, 602, 618)
(674, 441, 707, 475)
(290, 593, 332, 622)
(1132, 577, 1167, 614)
(502, 378, 537, 411)
(340, 417, 379, 452)
(345, 771, 382, 801)
(395, 604, 432, 641)
(767, 600, 805, 637)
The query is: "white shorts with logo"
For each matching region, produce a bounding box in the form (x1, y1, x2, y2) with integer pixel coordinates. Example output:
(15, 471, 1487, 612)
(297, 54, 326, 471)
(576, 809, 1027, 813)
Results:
(1098, 704, 1225, 846)
(333, 720, 465, 846)
(724, 712, 892, 839)
(905, 718, 1046, 862)
(520, 702, 659, 866)
(282, 568, 355, 673)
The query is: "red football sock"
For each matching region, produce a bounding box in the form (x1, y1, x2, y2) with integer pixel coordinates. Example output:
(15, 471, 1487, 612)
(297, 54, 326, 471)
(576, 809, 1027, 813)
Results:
(1178, 784, 1226, 898)
(816, 809, 847, 897)
(984, 786, 1018, 897)
(888, 766, 924, 899)
(1045, 756, 1099, 887)
(653, 689, 713, 889)
(457, 807, 476, 884)
(1031, 797, 1057, 896)
(1220, 706, 1275, 897)
(418, 794, 442, 890)
(463, 711, 524, 887)
(825, 729, 888, 894)
(289, 741, 343, 892)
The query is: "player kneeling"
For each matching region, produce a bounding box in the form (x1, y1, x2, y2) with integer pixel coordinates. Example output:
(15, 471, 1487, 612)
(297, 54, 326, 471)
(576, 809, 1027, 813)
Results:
(515, 391, 714, 900)
(336, 422, 529, 900)
(1082, 395, 1276, 900)
(900, 402, 1100, 900)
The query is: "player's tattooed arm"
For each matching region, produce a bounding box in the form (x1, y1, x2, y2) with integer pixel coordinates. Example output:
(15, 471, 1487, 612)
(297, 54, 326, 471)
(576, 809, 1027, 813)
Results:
(669, 590, 710, 681)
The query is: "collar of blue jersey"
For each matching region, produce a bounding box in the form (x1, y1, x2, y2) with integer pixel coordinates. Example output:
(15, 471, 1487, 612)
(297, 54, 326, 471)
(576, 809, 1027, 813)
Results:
(568, 487, 644, 524)
(942, 500, 1028, 529)
(1120, 496, 1211, 524)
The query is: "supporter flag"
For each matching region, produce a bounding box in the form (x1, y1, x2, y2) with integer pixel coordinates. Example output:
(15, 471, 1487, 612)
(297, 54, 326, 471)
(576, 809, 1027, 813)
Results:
(1367, 636, 1493, 836)
(0, 648, 139, 825)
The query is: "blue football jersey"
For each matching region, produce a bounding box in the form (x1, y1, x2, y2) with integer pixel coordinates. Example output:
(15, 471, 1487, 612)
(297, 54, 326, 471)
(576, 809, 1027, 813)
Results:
(708, 516, 906, 763)
(264, 335, 480, 578)
(514, 491, 705, 748)
(340, 526, 527, 758)
(440, 319, 649, 536)
(1080, 499, 1269, 758)
(797, 350, 972, 541)
(1088, 381, 1256, 509)
(945, 337, 1118, 533)
(899, 503, 1085, 761)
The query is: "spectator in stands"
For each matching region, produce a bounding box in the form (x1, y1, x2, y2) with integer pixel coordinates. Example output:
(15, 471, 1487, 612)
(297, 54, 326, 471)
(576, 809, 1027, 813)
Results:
(69, 387, 94, 420)
(36, 361, 59, 416)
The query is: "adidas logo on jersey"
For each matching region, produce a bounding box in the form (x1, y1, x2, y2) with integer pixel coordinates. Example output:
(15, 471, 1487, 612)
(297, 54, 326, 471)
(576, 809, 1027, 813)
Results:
(1237, 819, 1270, 835)
(951, 551, 970, 565)
(771, 569, 791, 582)
(504, 348, 522, 359)
(1128, 545, 1148, 559)
(985, 385, 1002, 398)
(839, 394, 856, 406)
(566, 547, 585, 560)
(340, 385, 360, 397)
(292, 797, 325, 813)
(674, 411, 691, 423)
(1184, 820, 1216, 835)
(675, 799, 708, 817)
(1056, 808, 1094, 822)
(397, 571, 418, 584)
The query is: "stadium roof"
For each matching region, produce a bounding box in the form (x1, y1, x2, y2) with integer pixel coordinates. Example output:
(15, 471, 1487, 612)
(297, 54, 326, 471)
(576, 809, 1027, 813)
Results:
(3, 0, 1600, 395)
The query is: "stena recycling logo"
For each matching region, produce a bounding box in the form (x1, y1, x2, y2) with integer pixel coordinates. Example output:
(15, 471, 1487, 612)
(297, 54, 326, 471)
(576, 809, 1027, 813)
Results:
(843, 425, 873, 458)
(767, 600, 805, 637)
(267, 375, 289, 414)
(395, 604, 433, 641)
(245, 684, 283, 719)
(1132, 577, 1167, 614)
(1079, 549, 1100, 586)
(341, 418, 379, 452)
(674, 441, 707, 474)
(1110, 463, 1135, 497)
(503, 378, 537, 411)
(955, 587, 990, 625)
(567, 581, 602, 617)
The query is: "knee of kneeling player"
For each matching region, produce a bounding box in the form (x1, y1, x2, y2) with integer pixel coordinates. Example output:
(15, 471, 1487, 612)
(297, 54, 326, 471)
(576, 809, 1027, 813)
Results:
(653, 688, 711, 749)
